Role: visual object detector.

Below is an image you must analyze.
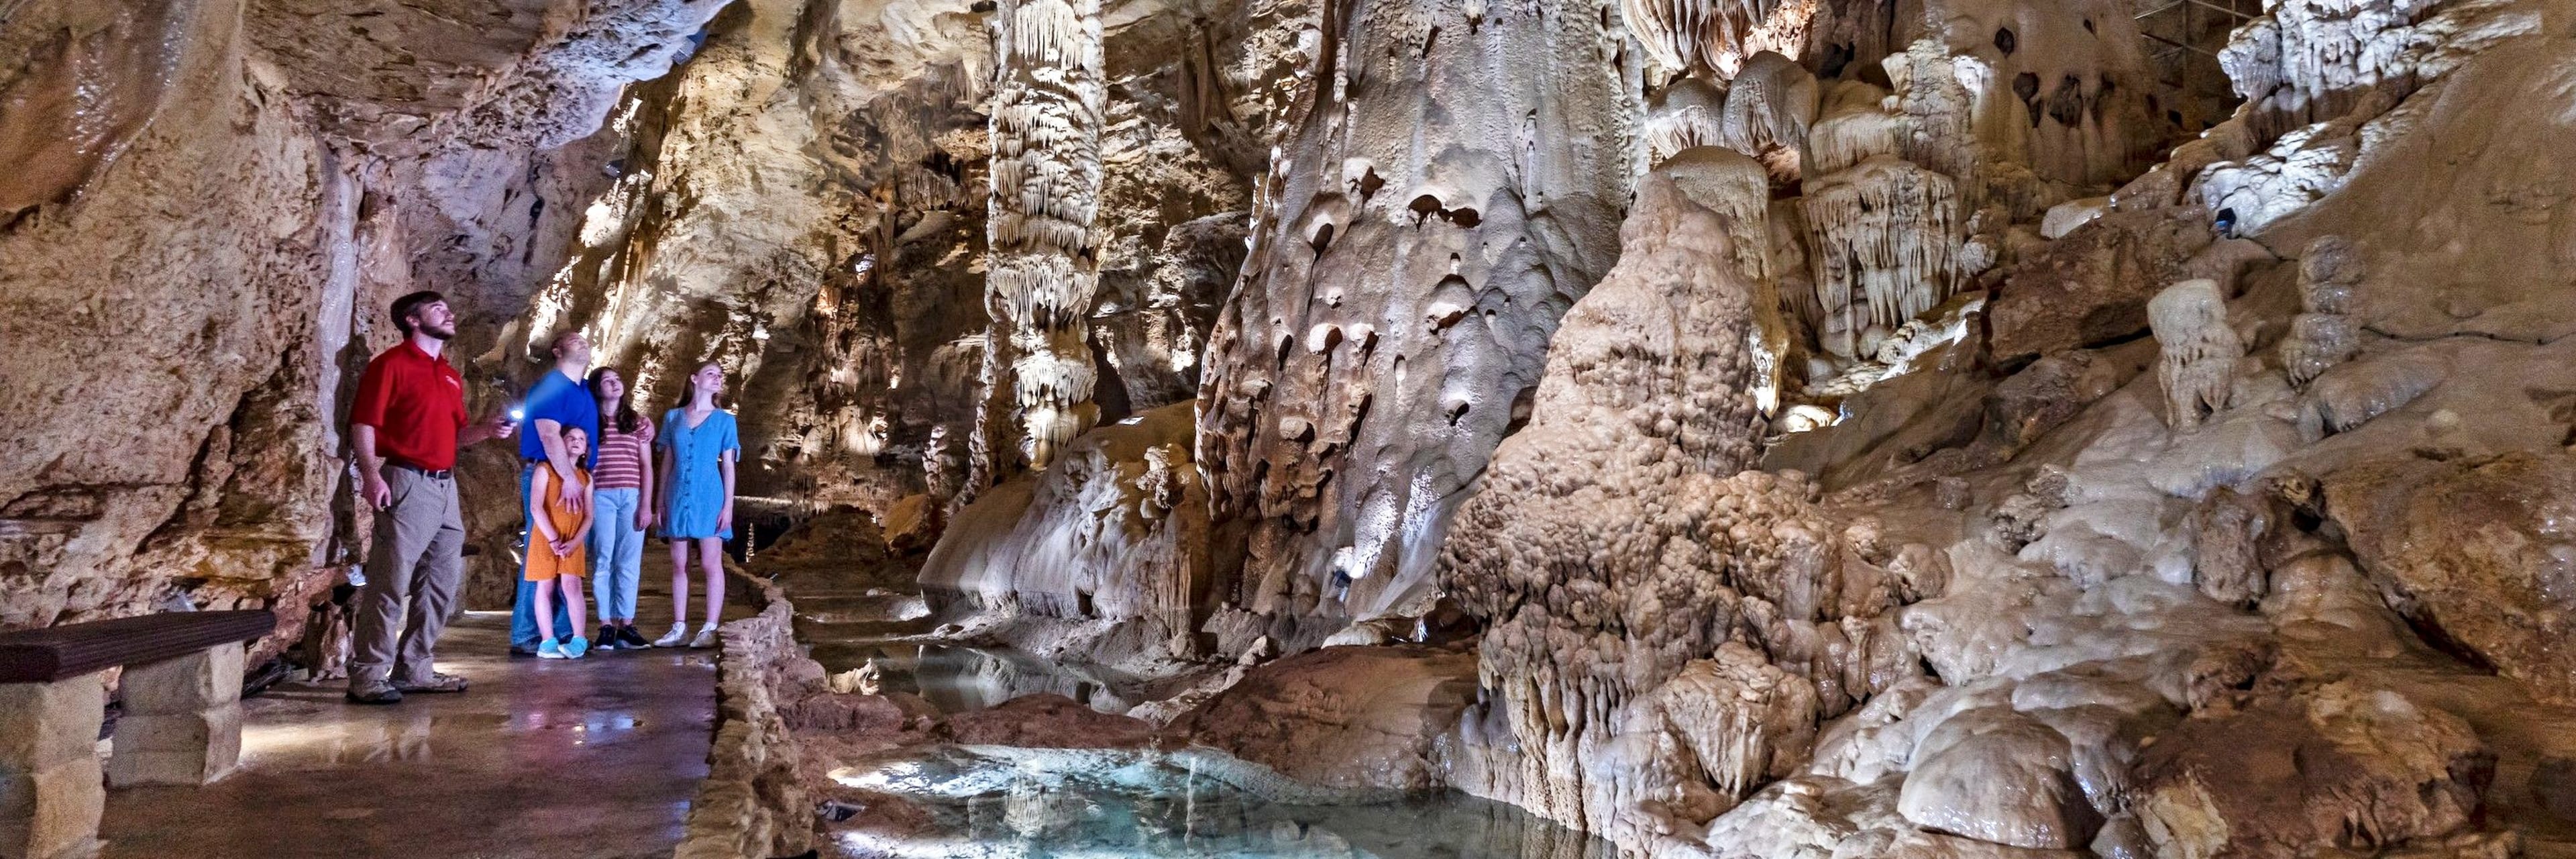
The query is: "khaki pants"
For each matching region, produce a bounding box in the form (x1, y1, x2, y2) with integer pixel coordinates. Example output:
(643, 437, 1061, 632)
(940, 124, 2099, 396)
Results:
(349, 466, 464, 687)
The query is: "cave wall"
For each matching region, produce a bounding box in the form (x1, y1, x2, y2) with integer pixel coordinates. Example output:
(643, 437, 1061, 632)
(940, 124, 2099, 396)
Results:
(0, 0, 723, 630)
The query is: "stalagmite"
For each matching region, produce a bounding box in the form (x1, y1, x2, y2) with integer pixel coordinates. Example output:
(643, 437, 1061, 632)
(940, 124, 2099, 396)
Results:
(1663, 147, 1791, 414)
(2280, 235, 2361, 389)
(973, 0, 1109, 485)
(2149, 279, 2239, 431)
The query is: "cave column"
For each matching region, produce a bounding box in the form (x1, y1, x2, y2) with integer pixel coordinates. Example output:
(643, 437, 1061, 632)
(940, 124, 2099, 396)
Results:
(969, 0, 1109, 493)
(105, 642, 246, 787)
(0, 676, 105, 859)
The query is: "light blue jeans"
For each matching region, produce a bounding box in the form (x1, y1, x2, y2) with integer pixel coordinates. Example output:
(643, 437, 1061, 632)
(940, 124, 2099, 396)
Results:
(589, 487, 645, 622)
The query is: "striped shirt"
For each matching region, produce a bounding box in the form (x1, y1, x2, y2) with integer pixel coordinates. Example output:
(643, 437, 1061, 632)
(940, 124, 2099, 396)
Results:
(593, 419, 654, 491)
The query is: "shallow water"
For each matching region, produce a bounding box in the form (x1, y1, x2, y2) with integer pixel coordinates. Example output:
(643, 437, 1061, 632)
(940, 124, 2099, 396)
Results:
(794, 603, 1609, 859)
(829, 746, 1614, 859)
(810, 638, 1150, 714)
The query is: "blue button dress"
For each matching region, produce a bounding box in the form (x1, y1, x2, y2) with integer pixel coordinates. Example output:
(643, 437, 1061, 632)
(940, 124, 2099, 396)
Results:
(657, 408, 739, 540)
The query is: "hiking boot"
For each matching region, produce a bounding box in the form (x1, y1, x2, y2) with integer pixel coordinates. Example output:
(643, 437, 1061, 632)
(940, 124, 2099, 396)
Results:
(652, 623, 688, 648)
(619, 625, 653, 650)
(395, 672, 469, 694)
(688, 625, 718, 649)
(564, 636, 590, 659)
(346, 681, 404, 705)
(538, 640, 567, 659)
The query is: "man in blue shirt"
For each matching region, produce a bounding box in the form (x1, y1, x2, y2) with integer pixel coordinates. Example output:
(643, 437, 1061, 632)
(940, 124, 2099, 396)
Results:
(512, 329, 601, 655)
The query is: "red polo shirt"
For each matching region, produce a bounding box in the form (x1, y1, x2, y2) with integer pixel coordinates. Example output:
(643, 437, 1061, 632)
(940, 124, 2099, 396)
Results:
(350, 340, 468, 470)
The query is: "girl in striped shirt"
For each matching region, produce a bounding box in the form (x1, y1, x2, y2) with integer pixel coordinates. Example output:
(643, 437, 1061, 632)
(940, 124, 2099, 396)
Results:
(586, 367, 656, 650)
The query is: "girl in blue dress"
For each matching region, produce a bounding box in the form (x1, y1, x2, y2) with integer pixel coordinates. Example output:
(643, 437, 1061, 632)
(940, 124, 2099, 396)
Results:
(652, 362, 739, 648)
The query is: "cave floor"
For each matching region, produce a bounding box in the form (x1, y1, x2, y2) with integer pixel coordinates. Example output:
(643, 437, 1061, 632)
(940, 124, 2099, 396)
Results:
(99, 589, 751, 859)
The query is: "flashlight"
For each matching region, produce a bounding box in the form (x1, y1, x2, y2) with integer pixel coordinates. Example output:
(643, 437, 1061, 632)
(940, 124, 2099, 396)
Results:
(510, 407, 527, 421)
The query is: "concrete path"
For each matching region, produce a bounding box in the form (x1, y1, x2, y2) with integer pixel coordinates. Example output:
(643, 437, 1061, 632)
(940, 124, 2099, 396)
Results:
(101, 592, 745, 859)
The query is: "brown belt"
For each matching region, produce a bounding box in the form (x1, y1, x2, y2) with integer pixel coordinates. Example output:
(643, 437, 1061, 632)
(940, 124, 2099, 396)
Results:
(388, 460, 453, 480)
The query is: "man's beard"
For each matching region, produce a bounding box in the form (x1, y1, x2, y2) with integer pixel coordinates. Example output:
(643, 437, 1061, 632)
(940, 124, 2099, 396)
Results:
(423, 321, 457, 340)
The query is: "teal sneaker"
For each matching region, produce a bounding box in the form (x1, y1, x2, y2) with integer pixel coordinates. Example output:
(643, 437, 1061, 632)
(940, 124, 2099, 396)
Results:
(564, 636, 590, 659)
(538, 640, 566, 660)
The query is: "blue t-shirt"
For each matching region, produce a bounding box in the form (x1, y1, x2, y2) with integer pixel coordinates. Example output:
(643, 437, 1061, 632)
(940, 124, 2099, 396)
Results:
(519, 369, 600, 468)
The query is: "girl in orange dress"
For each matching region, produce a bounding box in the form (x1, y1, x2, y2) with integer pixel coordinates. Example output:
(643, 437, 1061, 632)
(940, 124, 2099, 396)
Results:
(527, 427, 595, 659)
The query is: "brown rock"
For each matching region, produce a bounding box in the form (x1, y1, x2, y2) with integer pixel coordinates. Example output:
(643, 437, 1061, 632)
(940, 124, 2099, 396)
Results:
(2135, 683, 2491, 857)
(1986, 209, 2210, 365)
(2322, 451, 2576, 703)
(1168, 644, 1477, 793)
(936, 694, 1155, 749)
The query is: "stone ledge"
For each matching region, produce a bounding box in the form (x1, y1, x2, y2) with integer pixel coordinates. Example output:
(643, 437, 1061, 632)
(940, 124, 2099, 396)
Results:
(673, 568, 813, 859)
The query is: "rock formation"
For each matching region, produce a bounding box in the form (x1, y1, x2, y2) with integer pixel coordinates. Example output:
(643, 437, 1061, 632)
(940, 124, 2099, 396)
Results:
(973, 0, 1109, 485)
(2149, 279, 2240, 432)
(1193, 0, 1635, 637)
(1440, 173, 1919, 845)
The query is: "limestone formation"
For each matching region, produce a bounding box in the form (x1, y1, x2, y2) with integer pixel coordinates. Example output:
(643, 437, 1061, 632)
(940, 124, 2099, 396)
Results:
(918, 405, 1211, 666)
(1802, 155, 1961, 357)
(2280, 236, 2362, 390)
(1441, 175, 1915, 844)
(975, 0, 1110, 481)
(1195, 0, 1634, 635)
(2149, 279, 2239, 432)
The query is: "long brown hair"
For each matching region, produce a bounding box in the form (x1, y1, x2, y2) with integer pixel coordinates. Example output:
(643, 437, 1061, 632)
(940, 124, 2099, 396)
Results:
(588, 367, 642, 434)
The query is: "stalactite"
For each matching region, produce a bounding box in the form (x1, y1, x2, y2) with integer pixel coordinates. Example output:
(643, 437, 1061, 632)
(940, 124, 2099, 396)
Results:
(1799, 154, 1958, 357)
(971, 0, 1108, 493)
(1623, 0, 1816, 79)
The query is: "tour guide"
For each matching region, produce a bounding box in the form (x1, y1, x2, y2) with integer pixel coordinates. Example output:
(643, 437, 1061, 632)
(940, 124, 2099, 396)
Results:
(347, 291, 515, 705)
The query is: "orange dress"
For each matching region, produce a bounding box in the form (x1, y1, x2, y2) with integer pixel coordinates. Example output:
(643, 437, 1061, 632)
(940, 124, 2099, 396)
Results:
(524, 468, 590, 581)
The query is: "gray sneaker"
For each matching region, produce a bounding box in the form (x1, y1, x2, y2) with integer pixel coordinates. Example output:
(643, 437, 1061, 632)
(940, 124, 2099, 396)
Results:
(394, 672, 469, 694)
(346, 680, 404, 705)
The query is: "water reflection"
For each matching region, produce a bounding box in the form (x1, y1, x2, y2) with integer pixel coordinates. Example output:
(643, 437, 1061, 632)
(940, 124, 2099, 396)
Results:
(830, 748, 1612, 859)
(811, 640, 1146, 715)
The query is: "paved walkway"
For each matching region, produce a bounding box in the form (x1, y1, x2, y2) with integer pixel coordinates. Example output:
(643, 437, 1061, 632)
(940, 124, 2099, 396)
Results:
(101, 592, 745, 859)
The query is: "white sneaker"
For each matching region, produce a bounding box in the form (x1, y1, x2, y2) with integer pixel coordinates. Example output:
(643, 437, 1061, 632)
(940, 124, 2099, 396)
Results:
(652, 623, 688, 648)
(688, 625, 718, 649)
